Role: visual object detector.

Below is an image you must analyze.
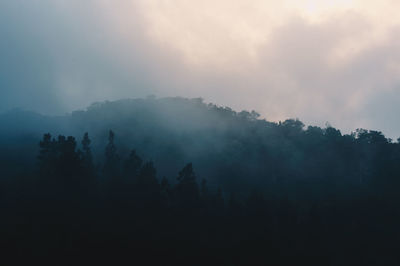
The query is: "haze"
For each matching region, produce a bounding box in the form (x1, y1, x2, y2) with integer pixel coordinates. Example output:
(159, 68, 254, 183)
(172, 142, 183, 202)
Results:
(1, 0, 400, 138)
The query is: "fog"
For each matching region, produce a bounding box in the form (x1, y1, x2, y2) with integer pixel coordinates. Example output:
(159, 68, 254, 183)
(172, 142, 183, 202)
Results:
(1, 0, 400, 138)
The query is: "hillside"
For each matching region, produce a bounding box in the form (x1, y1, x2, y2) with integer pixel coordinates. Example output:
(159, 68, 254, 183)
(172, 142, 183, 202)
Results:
(1, 97, 398, 195)
(1, 97, 400, 265)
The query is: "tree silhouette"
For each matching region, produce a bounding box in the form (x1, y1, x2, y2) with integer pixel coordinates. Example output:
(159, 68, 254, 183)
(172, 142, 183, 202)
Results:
(123, 149, 142, 181)
(38, 133, 57, 176)
(81, 132, 93, 171)
(175, 163, 200, 209)
(103, 130, 120, 179)
(3, 97, 400, 265)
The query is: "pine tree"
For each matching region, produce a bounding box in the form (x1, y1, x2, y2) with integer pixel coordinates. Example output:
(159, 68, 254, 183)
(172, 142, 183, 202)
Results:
(38, 133, 57, 175)
(176, 163, 200, 208)
(81, 132, 93, 170)
(103, 130, 120, 179)
(124, 149, 142, 180)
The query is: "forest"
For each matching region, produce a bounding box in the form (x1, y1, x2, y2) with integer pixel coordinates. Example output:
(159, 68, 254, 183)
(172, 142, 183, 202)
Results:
(0, 97, 400, 265)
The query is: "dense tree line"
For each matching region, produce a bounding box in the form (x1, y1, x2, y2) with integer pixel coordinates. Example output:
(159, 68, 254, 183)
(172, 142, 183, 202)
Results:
(0, 98, 400, 265)
(0, 130, 399, 265)
(1, 97, 399, 196)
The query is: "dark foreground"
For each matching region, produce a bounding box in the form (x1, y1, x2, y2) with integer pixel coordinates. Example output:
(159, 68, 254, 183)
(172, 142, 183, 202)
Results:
(1, 130, 400, 266)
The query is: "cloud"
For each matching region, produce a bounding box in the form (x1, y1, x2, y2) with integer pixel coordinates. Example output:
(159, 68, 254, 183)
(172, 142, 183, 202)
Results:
(0, 0, 168, 113)
(1, 0, 400, 138)
(251, 14, 400, 132)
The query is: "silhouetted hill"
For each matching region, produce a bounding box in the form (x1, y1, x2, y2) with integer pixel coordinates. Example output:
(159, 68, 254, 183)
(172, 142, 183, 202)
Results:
(1, 97, 400, 265)
(0, 97, 398, 195)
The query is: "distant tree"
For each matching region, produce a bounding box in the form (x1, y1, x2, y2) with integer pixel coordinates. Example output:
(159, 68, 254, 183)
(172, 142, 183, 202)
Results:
(280, 119, 305, 139)
(38, 133, 57, 175)
(137, 161, 158, 187)
(135, 161, 160, 207)
(124, 149, 142, 180)
(103, 130, 120, 179)
(175, 163, 200, 208)
(78, 132, 97, 196)
(37, 133, 85, 201)
(356, 129, 387, 145)
(177, 163, 196, 183)
(325, 127, 341, 139)
(238, 110, 260, 121)
(81, 132, 93, 171)
(281, 119, 304, 131)
(56, 136, 83, 192)
(39, 134, 81, 177)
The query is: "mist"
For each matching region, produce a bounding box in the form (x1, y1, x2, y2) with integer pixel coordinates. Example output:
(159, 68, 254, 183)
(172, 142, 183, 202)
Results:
(1, 96, 400, 264)
(1, 0, 400, 139)
(2, 2, 400, 264)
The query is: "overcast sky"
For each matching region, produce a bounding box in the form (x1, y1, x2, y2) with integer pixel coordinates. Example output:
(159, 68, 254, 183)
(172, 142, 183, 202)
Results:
(1, 0, 400, 138)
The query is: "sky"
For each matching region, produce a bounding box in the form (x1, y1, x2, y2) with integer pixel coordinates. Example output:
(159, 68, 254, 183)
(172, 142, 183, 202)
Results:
(1, 0, 400, 138)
